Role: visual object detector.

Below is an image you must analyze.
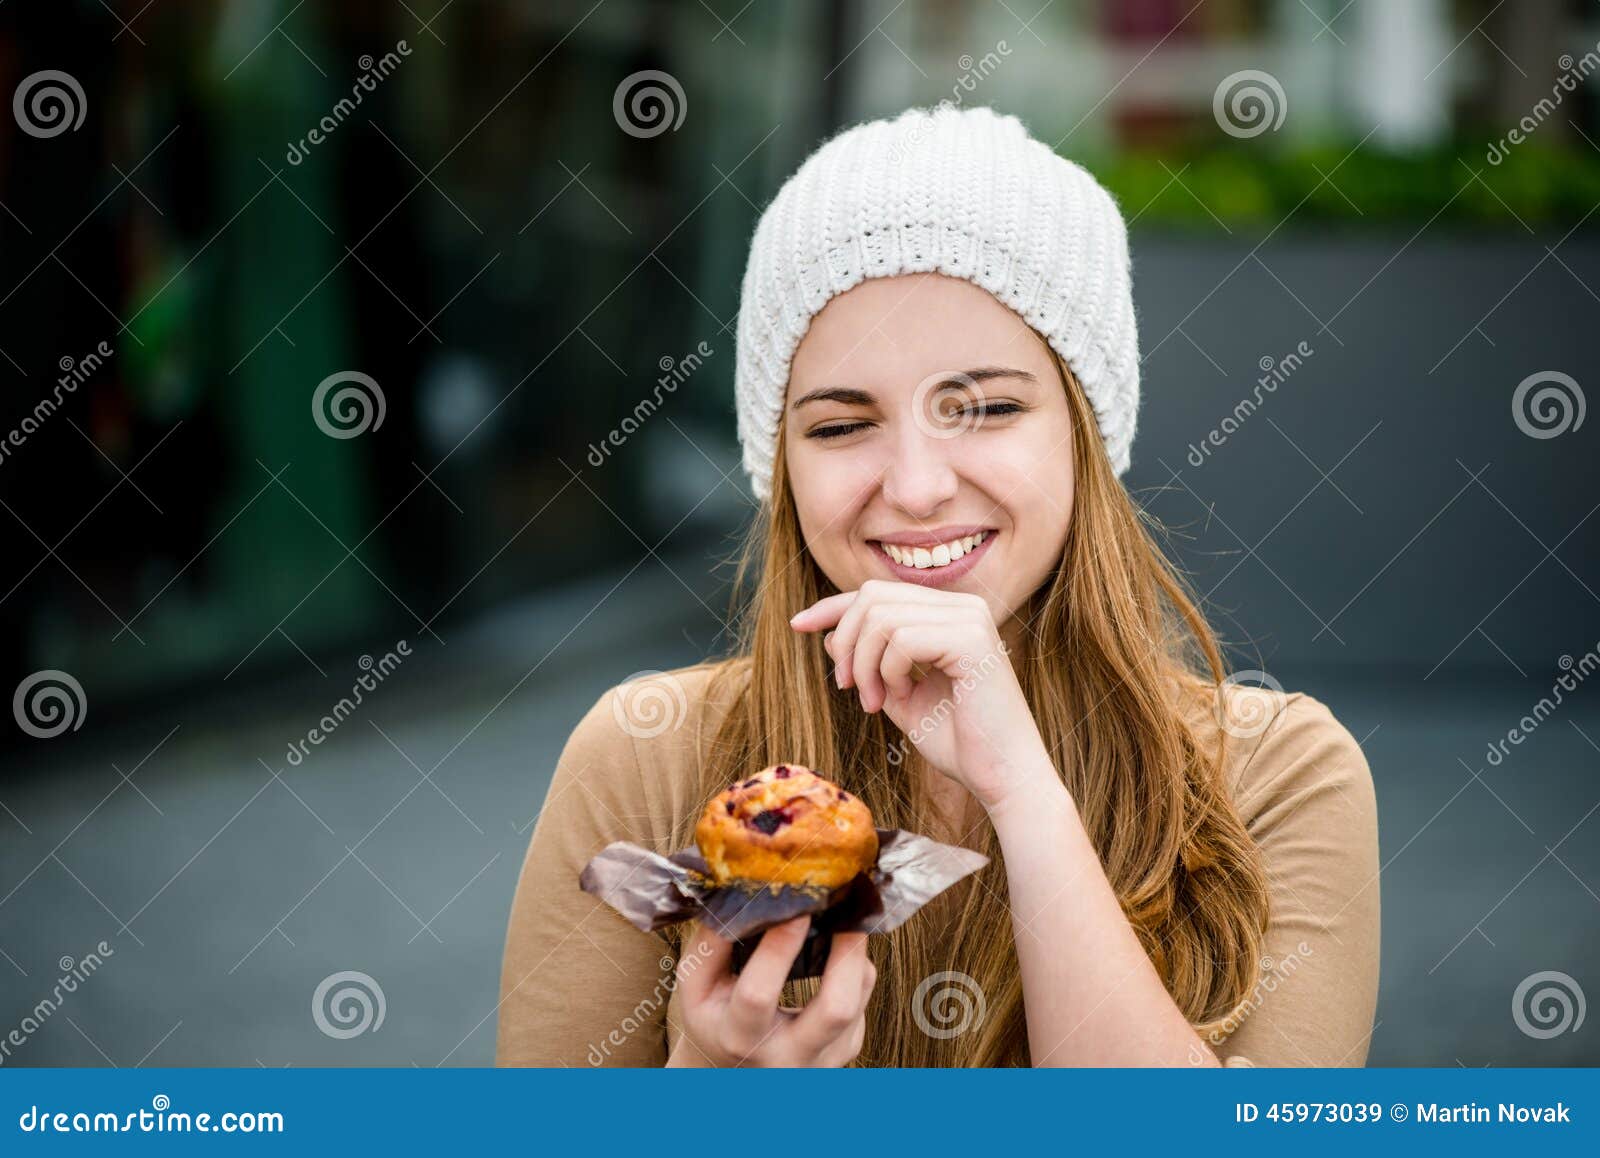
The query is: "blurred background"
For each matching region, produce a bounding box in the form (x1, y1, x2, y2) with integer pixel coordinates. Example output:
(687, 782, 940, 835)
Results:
(1, 0, 1597, 1066)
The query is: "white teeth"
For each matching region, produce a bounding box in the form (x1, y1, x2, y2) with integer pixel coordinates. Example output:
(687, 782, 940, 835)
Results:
(877, 532, 991, 569)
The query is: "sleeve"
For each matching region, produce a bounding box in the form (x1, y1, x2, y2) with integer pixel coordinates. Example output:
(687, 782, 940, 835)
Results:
(494, 688, 679, 1066)
(1212, 692, 1381, 1067)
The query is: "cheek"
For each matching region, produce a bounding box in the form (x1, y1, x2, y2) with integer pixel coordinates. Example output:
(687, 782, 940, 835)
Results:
(788, 440, 873, 545)
(978, 426, 1073, 498)
(982, 428, 1075, 541)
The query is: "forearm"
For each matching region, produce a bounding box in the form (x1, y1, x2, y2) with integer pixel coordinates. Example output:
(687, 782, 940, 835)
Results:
(988, 767, 1217, 1067)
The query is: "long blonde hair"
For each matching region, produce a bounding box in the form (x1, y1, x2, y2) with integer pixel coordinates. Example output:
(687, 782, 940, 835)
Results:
(670, 339, 1269, 1066)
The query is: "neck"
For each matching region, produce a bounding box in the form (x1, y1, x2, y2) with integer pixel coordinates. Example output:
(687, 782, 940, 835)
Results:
(1000, 614, 1030, 663)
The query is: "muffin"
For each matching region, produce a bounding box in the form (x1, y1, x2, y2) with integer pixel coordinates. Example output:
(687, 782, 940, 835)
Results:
(694, 764, 877, 889)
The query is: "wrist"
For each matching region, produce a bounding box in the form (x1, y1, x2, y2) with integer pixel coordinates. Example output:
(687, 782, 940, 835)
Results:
(982, 755, 1075, 831)
(665, 1038, 709, 1068)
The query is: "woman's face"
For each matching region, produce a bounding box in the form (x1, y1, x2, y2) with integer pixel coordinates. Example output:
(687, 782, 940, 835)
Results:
(783, 273, 1077, 633)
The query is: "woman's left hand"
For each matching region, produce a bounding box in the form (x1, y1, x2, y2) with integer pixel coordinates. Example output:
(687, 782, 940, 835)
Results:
(789, 580, 1053, 810)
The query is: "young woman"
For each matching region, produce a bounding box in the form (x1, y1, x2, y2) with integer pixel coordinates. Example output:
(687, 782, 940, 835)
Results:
(495, 106, 1379, 1068)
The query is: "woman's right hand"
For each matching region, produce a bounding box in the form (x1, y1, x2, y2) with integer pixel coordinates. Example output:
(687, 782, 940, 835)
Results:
(665, 915, 876, 1067)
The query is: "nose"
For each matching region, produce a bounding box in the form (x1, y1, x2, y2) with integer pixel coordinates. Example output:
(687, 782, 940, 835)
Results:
(878, 422, 960, 518)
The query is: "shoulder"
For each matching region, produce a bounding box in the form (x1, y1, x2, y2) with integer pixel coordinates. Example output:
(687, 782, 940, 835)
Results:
(573, 657, 748, 759)
(557, 657, 750, 850)
(1180, 678, 1376, 835)
(1209, 684, 1376, 844)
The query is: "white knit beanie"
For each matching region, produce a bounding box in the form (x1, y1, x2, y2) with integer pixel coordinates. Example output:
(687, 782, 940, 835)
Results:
(733, 104, 1139, 504)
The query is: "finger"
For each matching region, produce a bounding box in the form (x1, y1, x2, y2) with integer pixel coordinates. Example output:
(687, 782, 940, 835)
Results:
(832, 583, 965, 690)
(726, 916, 810, 1042)
(878, 628, 921, 705)
(792, 931, 871, 1050)
(852, 605, 924, 712)
(675, 921, 734, 1004)
(822, 631, 842, 685)
(816, 1013, 867, 1068)
(879, 623, 965, 700)
(829, 585, 886, 690)
(789, 592, 858, 633)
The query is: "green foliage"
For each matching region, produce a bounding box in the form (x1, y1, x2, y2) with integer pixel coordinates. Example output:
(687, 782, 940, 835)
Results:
(1085, 138, 1600, 230)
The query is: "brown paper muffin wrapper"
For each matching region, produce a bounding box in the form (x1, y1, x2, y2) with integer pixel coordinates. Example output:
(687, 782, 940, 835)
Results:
(578, 828, 989, 981)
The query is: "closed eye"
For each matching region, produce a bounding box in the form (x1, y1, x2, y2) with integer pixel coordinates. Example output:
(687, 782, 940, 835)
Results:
(941, 400, 1028, 423)
(807, 421, 872, 440)
(806, 402, 1027, 441)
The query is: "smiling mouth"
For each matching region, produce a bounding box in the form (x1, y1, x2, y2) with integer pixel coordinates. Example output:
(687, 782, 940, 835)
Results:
(870, 530, 993, 571)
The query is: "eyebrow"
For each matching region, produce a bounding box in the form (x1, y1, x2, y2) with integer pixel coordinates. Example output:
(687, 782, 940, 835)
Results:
(789, 366, 1038, 410)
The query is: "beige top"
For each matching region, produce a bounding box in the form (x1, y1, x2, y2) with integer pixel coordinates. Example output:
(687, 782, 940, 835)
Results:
(495, 661, 1380, 1067)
